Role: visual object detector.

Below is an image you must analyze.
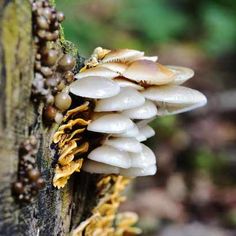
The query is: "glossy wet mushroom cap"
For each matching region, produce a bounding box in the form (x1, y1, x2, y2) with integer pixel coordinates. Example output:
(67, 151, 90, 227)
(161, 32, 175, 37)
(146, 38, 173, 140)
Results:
(123, 60, 174, 85)
(88, 145, 131, 168)
(95, 87, 145, 112)
(87, 114, 134, 134)
(70, 76, 120, 99)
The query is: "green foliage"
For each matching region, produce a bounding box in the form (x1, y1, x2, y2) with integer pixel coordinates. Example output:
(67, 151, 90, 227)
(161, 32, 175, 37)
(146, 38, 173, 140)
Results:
(200, 2, 236, 55)
(56, 0, 236, 56)
(115, 0, 189, 44)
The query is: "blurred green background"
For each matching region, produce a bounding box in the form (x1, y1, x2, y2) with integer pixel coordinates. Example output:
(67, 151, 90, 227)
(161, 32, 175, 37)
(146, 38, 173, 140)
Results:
(57, 0, 236, 235)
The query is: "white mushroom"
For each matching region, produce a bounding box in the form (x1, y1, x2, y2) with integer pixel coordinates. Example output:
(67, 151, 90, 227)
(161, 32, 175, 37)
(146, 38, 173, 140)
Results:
(130, 144, 156, 168)
(98, 62, 128, 74)
(136, 118, 155, 128)
(120, 164, 157, 177)
(122, 100, 157, 119)
(88, 145, 131, 168)
(102, 49, 144, 63)
(133, 56, 158, 62)
(139, 125, 155, 139)
(70, 76, 120, 99)
(95, 87, 145, 112)
(167, 65, 194, 85)
(82, 159, 119, 174)
(75, 67, 119, 79)
(104, 137, 143, 153)
(87, 114, 134, 134)
(136, 134, 147, 142)
(123, 60, 174, 85)
(113, 77, 144, 90)
(113, 123, 139, 138)
(142, 85, 207, 115)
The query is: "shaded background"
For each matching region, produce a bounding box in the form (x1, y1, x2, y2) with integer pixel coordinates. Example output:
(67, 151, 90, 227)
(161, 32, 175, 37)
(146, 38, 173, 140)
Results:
(57, 0, 236, 235)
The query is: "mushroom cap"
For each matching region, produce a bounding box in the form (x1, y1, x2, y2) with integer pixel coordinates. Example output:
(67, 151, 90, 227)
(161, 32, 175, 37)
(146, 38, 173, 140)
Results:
(122, 100, 157, 119)
(120, 164, 157, 177)
(122, 60, 174, 85)
(88, 145, 131, 168)
(136, 118, 155, 128)
(130, 144, 156, 168)
(75, 67, 119, 79)
(95, 87, 145, 112)
(98, 62, 128, 74)
(104, 137, 143, 153)
(87, 114, 134, 134)
(114, 77, 144, 90)
(70, 76, 120, 99)
(82, 159, 119, 174)
(142, 85, 207, 107)
(136, 134, 147, 142)
(133, 56, 158, 62)
(101, 49, 144, 63)
(139, 125, 155, 139)
(167, 65, 194, 85)
(113, 123, 139, 138)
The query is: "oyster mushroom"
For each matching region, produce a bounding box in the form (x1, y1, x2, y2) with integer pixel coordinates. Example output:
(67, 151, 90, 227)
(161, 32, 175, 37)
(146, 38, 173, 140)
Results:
(104, 137, 143, 153)
(101, 49, 144, 63)
(70, 76, 120, 99)
(114, 77, 144, 90)
(130, 144, 156, 168)
(122, 100, 157, 119)
(82, 160, 119, 174)
(98, 62, 128, 74)
(95, 87, 145, 112)
(138, 125, 155, 139)
(87, 114, 134, 134)
(113, 123, 140, 138)
(167, 65, 194, 85)
(122, 60, 174, 85)
(133, 56, 158, 62)
(75, 67, 119, 79)
(120, 165, 157, 177)
(142, 85, 207, 115)
(88, 145, 131, 168)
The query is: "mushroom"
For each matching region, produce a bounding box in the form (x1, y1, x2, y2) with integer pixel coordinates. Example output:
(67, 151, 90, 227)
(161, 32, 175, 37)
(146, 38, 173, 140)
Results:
(82, 160, 120, 174)
(75, 67, 119, 79)
(95, 87, 145, 112)
(113, 77, 144, 90)
(133, 55, 158, 62)
(167, 65, 194, 85)
(98, 62, 128, 74)
(104, 137, 143, 153)
(120, 165, 157, 177)
(70, 76, 120, 99)
(87, 114, 134, 134)
(101, 49, 144, 63)
(122, 100, 157, 119)
(113, 123, 139, 138)
(142, 85, 207, 115)
(87, 145, 131, 168)
(138, 125, 155, 139)
(122, 60, 174, 85)
(130, 144, 156, 168)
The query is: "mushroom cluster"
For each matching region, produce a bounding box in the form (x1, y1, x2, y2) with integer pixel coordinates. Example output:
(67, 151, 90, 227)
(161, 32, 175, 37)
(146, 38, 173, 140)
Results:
(31, 0, 76, 124)
(12, 136, 45, 203)
(72, 175, 141, 236)
(67, 47, 207, 178)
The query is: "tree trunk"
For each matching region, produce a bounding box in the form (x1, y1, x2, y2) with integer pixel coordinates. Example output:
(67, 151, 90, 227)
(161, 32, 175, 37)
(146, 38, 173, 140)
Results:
(0, 1, 94, 235)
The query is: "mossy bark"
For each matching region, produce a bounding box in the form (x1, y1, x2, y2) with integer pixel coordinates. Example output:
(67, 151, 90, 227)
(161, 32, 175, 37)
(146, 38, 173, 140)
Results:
(0, 1, 94, 235)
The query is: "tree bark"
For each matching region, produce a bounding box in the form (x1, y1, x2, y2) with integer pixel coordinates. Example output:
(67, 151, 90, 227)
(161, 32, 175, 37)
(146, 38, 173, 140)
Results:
(0, 1, 94, 235)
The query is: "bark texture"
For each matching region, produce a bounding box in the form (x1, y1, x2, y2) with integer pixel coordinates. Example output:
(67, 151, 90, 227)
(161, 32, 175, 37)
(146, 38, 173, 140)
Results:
(0, 1, 94, 235)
